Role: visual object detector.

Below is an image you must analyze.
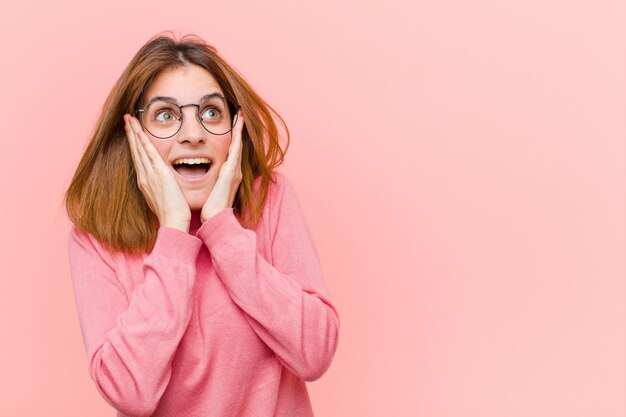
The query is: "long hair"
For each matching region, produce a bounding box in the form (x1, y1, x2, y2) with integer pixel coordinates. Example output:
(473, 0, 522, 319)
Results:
(64, 31, 289, 254)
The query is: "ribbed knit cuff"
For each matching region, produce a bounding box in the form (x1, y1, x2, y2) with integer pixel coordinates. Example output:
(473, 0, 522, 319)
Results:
(195, 208, 243, 250)
(149, 226, 203, 263)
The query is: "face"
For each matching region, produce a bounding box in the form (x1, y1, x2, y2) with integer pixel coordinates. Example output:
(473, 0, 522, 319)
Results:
(138, 64, 233, 211)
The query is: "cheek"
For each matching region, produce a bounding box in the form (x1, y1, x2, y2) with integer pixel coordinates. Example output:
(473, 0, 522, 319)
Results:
(215, 135, 232, 162)
(147, 137, 171, 162)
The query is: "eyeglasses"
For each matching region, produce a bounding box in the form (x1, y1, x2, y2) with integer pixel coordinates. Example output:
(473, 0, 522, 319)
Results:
(134, 94, 241, 139)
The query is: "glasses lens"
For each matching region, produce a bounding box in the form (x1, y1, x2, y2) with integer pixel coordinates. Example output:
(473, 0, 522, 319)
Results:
(199, 96, 238, 135)
(143, 101, 181, 138)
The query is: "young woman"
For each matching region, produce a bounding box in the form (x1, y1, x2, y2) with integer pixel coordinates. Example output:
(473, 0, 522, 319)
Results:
(64, 31, 340, 417)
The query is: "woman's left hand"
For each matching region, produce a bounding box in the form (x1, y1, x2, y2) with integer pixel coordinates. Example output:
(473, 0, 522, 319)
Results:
(201, 110, 245, 223)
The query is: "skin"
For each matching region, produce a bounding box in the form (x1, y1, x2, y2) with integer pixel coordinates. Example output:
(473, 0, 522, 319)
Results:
(123, 64, 244, 233)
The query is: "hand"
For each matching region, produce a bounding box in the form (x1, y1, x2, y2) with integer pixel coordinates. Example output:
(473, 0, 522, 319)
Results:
(200, 110, 245, 223)
(124, 114, 191, 233)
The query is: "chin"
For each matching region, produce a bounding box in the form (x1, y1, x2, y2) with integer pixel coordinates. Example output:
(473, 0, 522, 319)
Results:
(184, 191, 210, 211)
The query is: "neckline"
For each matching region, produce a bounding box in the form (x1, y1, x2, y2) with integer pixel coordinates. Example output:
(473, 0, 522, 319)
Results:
(189, 210, 202, 235)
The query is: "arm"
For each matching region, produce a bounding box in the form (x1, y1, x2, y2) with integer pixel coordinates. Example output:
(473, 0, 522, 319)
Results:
(68, 226, 202, 417)
(196, 173, 340, 382)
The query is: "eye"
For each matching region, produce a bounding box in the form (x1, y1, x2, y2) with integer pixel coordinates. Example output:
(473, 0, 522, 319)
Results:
(155, 110, 177, 122)
(201, 106, 222, 121)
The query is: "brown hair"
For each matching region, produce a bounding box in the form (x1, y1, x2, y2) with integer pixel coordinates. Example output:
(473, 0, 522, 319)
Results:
(63, 30, 289, 254)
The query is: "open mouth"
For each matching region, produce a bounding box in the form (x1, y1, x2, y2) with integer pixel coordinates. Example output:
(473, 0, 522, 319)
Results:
(172, 161, 212, 180)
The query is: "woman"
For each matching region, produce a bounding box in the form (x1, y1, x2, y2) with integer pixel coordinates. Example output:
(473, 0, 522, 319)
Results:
(64, 31, 340, 417)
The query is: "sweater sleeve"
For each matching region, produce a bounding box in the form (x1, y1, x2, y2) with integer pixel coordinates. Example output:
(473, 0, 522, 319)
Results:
(67, 225, 203, 417)
(195, 173, 340, 382)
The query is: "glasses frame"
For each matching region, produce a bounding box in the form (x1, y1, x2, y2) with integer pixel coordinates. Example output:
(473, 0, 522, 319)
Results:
(134, 94, 241, 139)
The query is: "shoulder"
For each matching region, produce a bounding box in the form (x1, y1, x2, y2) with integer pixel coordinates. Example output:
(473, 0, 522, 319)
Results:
(251, 170, 298, 207)
(266, 171, 310, 225)
(249, 171, 305, 231)
(268, 171, 304, 213)
(271, 171, 299, 198)
(67, 224, 117, 271)
(254, 170, 291, 190)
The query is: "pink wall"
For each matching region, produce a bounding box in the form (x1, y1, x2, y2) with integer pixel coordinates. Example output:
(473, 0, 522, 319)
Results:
(0, 0, 624, 415)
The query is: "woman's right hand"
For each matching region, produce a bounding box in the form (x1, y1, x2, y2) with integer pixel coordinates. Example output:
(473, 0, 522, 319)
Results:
(124, 114, 191, 233)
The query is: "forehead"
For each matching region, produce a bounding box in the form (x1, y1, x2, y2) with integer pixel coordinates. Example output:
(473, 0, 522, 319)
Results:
(144, 64, 223, 103)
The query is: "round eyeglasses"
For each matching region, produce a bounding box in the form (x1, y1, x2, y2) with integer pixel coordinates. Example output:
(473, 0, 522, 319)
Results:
(135, 95, 241, 139)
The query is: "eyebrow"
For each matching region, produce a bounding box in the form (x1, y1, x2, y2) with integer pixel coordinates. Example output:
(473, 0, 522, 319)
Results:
(146, 92, 225, 105)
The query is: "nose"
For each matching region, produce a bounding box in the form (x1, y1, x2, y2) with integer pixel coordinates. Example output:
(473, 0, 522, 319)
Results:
(176, 105, 206, 144)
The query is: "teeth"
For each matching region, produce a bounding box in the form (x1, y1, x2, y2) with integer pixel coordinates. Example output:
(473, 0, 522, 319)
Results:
(172, 157, 210, 165)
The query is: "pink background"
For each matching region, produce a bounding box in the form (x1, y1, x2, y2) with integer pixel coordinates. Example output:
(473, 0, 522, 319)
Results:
(0, 0, 624, 415)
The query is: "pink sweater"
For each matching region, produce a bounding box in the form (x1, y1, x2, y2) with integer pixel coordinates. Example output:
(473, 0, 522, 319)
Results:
(67, 171, 340, 417)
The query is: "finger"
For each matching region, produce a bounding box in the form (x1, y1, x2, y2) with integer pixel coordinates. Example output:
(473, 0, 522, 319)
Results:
(133, 118, 172, 177)
(234, 111, 244, 153)
(124, 115, 147, 181)
(230, 114, 244, 199)
(125, 116, 158, 214)
(227, 111, 244, 162)
(135, 129, 159, 173)
(135, 127, 169, 175)
(129, 116, 156, 165)
(231, 113, 244, 180)
(124, 114, 138, 162)
(129, 117, 156, 176)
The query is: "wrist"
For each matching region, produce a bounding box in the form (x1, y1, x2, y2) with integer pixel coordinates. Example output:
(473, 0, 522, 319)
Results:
(201, 207, 234, 225)
(201, 207, 219, 224)
(162, 222, 190, 234)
